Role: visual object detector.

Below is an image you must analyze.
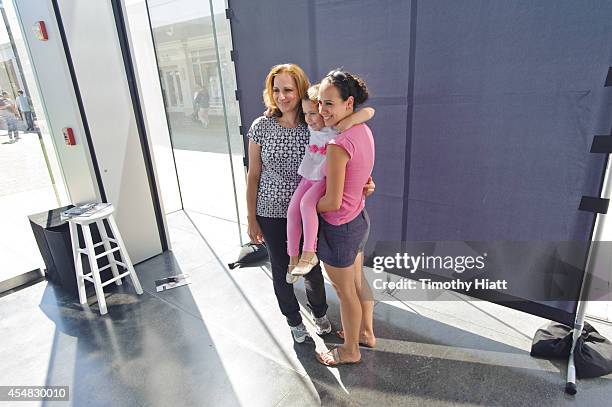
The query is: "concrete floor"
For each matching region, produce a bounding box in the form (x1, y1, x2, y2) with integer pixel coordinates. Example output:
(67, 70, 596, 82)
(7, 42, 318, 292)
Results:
(1, 210, 612, 406)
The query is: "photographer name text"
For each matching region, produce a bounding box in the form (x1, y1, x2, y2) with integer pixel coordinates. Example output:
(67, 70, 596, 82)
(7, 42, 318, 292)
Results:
(373, 278, 508, 291)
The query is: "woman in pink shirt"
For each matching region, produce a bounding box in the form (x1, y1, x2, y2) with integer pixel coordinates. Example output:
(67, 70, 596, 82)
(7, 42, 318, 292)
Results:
(315, 70, 376, 366)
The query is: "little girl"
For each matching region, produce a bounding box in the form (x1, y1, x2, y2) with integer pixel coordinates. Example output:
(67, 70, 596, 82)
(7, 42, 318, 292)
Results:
(286, 84, 374, 283)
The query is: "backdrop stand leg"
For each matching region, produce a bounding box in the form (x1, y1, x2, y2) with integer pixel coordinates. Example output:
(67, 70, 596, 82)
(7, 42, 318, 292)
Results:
(565, 320, 583, 395)
(566, 148, 611, 394)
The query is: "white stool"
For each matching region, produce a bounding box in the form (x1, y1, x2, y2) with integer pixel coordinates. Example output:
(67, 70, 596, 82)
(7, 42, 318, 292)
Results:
(68, 204, 143, 315)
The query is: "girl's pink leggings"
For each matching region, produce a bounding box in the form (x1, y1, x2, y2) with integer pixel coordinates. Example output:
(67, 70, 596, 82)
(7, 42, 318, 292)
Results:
(287, 178, 326, 257)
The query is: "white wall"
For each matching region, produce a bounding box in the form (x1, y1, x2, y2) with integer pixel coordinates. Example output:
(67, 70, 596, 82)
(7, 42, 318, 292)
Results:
(55, 0, 163, 262)
(13, 0, 99, 204)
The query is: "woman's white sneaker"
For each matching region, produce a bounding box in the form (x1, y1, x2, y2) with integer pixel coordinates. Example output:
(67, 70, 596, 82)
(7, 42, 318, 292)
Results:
(286, 264, 299, 284)
(314, 315, 332, 335)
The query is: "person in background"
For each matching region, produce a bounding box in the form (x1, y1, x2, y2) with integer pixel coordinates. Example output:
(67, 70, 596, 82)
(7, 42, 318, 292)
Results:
(16, 90, 34, 131)
(0, 91, 19, 142)
(191, 86, 201, 122)
(194, 84, 210, 128)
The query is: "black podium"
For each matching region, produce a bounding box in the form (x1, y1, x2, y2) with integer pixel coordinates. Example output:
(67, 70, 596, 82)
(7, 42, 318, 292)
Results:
(28, 206, 112, 298)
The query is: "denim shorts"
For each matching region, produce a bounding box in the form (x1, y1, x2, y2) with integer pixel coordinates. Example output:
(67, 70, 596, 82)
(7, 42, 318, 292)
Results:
(317, 209, 370, 268)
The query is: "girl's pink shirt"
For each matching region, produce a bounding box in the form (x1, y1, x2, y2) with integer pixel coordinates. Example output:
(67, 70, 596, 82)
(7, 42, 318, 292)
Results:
(321, 123, 375, 225)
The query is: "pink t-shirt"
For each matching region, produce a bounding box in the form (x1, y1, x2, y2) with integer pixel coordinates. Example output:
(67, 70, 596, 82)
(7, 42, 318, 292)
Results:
(321, 123, 375, 225)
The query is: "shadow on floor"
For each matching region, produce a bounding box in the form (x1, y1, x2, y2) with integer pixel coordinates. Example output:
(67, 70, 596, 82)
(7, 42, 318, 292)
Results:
(36, 255, 243, 407)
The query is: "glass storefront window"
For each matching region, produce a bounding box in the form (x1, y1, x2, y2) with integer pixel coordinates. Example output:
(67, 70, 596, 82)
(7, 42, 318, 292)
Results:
(125, 0, 247, 244)
(0, 0, 69, 283)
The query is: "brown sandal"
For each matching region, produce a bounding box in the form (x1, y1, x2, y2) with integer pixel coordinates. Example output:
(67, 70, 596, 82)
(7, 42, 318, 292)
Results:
(316, 346, 361, 367)
(335, 330, 375, 348)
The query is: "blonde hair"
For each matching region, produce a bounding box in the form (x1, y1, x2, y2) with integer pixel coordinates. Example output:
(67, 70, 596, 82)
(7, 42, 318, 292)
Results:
(303, 83, 320, 103)
(263, 63, 310, 120)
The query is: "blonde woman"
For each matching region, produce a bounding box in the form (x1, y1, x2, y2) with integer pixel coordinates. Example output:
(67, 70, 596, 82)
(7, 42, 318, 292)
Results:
(246, 64, 332, 342)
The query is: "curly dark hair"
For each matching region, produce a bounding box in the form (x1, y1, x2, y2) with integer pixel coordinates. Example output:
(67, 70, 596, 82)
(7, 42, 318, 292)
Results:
(323, 69, 369, 107)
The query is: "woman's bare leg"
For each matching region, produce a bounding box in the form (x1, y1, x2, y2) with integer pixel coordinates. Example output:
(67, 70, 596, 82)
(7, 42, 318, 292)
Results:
(324, 262, 361, 362)
(354, 252, 376, 347)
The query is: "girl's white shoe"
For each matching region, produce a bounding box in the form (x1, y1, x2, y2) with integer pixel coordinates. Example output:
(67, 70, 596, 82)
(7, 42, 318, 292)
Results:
(291, 254, 318, 276)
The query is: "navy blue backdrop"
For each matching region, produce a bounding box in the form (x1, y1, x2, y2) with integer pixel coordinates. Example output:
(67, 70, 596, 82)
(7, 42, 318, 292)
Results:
(228, 0, 612, 325)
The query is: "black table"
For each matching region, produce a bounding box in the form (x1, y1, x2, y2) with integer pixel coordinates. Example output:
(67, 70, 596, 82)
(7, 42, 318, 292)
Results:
(29, 206, 112, 298)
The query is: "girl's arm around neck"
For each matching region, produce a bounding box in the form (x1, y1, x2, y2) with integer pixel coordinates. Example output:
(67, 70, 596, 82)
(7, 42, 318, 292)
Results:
(335, 107, 375, 133)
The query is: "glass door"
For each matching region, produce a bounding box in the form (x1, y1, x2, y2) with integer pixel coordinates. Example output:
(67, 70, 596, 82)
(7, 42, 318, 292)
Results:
(163, 68, 184, 110)
(124, 0, 248, 246)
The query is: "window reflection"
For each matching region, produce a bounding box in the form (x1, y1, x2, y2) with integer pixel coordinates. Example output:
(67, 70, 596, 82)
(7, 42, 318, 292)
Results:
(143, 0, 246, 237)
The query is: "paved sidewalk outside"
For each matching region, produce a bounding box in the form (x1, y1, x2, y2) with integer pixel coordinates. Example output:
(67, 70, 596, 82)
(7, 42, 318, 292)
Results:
(166, 113, 248, 230)
(0, 131, 58, 281)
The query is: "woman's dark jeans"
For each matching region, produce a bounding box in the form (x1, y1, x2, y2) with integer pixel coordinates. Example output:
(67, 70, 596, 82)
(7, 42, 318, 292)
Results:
(257, 216, 328, 327)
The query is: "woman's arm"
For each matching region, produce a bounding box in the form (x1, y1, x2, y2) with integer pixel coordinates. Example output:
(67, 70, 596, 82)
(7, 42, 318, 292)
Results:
(246, 140, 264, 243)
(317, 145, 350, 213)
(335, 107, 375, 132)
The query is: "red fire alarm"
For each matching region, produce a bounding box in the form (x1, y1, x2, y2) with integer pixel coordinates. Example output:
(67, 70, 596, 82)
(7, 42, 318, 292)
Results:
(33, 21, 48, 41)
(62, 127, 76, 146)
